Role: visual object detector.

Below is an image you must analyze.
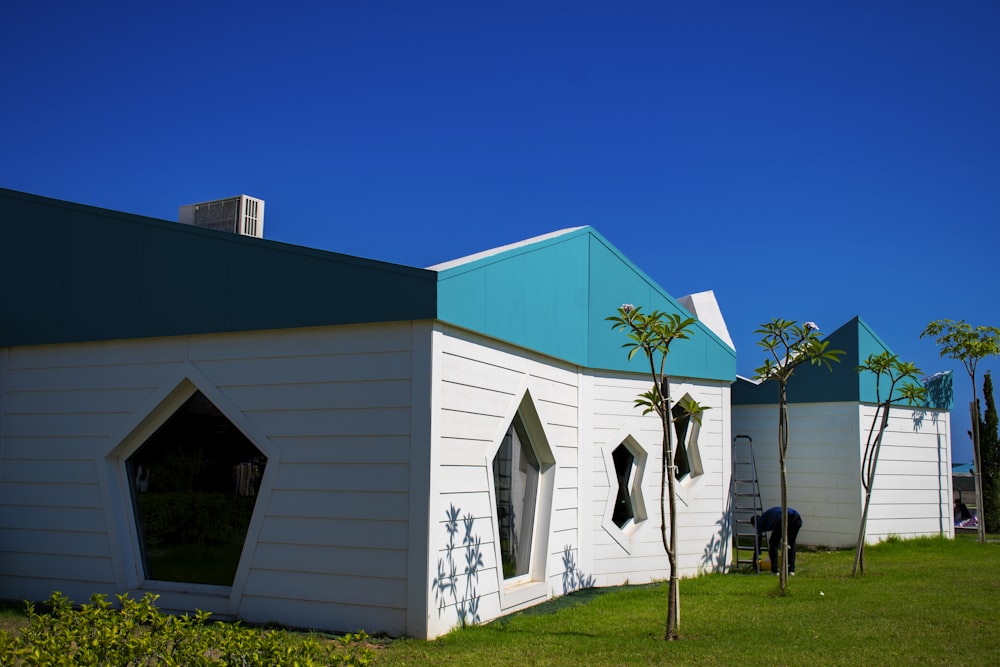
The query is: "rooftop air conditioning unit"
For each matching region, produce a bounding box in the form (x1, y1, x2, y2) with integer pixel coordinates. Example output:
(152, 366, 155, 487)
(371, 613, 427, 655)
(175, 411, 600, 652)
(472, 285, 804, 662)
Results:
(178, 195, 264, 238)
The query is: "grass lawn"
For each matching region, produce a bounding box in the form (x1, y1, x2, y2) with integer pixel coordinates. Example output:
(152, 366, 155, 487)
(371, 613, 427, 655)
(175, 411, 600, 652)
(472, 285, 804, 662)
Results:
(1, 535, 996, 665)
(374, 535, 1000, 666)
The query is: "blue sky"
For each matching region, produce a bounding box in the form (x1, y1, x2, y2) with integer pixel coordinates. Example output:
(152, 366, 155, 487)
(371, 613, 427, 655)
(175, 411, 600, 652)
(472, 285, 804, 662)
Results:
(2, 1, 998, 463)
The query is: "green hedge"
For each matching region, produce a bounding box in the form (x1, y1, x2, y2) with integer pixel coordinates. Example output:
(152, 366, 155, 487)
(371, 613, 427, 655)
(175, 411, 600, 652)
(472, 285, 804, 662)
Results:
(0, 592, 373, 666)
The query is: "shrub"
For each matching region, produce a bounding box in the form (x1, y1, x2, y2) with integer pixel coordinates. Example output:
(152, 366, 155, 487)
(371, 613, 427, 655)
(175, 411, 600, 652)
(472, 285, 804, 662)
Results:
(0, 591, 373, 666)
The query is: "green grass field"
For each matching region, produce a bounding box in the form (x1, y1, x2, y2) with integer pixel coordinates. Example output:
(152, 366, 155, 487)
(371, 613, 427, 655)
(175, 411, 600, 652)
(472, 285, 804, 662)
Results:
(0, 535, 996, 665)
(375, 535, 1000, 666)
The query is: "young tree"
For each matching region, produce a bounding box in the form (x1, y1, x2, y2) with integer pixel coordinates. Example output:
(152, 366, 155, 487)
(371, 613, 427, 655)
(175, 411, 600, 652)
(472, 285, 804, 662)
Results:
(852, 352, 926, 575)
(921, 320, 1000, 543)
(753, 319, 844, 592)
(979, 372, 999, 534)
(608, 304, 708, 641)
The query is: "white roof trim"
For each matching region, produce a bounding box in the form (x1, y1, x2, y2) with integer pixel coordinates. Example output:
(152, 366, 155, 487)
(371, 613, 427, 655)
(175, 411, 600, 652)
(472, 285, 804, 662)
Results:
(427, 226, 586, 271)
(677, 290, 735, 350)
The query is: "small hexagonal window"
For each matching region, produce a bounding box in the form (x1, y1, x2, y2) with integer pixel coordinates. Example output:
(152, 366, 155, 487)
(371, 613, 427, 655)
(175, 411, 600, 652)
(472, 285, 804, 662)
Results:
(125, 391, 265, 586)
(601, 432, 648, 551)
(672, 394, 704, 482)
(611, 444, 636, 528)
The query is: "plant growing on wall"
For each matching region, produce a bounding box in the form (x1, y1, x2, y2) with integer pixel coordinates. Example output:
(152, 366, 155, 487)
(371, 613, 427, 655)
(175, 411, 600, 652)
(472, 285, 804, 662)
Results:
(921, 319, 1000, 543)
(978, 372, 999, 534)
(608, 304, 709, 641)
(851, 352, 927, 576)
(753, 319, 843, 592)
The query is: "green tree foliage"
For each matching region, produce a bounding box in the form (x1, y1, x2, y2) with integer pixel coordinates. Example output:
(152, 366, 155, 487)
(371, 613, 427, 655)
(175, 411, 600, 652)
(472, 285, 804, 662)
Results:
(753, 319, 844, 592)
(608, 304, 708, 641)
(852, 352, 926, 575)
(979, 372, 999, 534)
(922, 319, 1000, 542)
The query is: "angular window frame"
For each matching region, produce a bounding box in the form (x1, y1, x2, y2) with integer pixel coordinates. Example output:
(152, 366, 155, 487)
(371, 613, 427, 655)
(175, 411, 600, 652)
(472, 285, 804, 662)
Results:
(671, 393, 705, 486)
(125, 390, 267, 587)
(100, 367, 275, 604)
(601, 428, 649, 553)
(487, 388, 556, 610)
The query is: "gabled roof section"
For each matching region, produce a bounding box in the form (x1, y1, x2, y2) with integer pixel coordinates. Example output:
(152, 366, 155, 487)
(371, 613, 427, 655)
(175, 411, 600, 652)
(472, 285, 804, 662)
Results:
(0, 188, 437, 347)
(434, 227, 736, 381)
(732, 316, 945, 407)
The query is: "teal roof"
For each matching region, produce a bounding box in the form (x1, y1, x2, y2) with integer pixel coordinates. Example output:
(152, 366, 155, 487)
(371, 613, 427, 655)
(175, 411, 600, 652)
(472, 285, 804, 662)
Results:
(434, 227, 736, 381)
(1, 190, 735, 382)
(0, 188, 437, 347)
(732, 316, 951, 408)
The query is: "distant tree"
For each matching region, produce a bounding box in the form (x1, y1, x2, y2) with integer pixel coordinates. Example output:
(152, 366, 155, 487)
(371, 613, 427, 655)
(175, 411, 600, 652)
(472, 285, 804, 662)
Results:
(753, 319, 844, 592)
(921, 320, 1000, 543)
(979, 372, 999, 534)
(852, 352, 926, 576)
(608, 304, 709, 641)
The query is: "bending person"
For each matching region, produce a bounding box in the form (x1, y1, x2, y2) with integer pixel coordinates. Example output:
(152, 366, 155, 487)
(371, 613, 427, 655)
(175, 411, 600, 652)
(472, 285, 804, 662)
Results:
(754, 506, 803, 575)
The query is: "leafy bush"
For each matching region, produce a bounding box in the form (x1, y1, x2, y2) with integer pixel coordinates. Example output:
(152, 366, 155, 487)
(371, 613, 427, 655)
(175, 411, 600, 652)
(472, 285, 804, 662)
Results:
(0, 592, 373, 666)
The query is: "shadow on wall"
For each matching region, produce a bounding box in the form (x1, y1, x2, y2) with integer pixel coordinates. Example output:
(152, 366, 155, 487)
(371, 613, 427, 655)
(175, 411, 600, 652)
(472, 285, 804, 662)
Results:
(701, 491, 733, 572)
(561, 545, 595, 594)
(912, 408, 942, 433)
(432, 504, 484, 627)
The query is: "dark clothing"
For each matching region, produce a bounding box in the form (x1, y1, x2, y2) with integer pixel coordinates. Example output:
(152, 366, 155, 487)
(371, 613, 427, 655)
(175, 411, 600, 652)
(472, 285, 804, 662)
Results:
(756, 507, 802, 574)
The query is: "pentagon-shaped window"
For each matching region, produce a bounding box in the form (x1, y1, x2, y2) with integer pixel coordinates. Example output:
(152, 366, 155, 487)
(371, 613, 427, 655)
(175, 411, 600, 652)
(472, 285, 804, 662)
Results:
(491, 391, 555, 586)
(126, 390, 265, 586)
(493, 414, 539, 579)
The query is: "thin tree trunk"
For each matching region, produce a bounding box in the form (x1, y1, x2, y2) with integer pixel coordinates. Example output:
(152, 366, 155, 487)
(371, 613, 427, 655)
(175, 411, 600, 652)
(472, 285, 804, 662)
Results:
(853, 403, 890, 576)
(778, 382, 789, 593)
(662, 382, 679, 640)
(971, 400, 986, 543)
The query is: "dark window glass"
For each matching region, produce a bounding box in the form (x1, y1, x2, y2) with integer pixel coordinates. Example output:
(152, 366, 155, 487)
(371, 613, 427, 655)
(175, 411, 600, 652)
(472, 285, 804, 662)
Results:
(126, 391, 265, 586)
(611, 444, 635, 528)
(493, 415, 539, 579)
(672, 402, 691, 480)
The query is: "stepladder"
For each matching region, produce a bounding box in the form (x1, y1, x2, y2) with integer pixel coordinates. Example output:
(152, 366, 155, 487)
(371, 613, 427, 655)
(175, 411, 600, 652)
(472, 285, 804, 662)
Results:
(732, 434, 763, 572)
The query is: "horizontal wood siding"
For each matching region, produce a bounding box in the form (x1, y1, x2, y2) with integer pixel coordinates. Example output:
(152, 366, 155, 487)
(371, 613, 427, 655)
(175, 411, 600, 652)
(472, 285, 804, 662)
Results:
(588, 373, 731, 585)
(732, 403, 861, 547)
(0, 341, 166, 602)
(427, 330, 581, 638)
(731, 402, 952, 548)
(860, 405, 952, 541)
(0, 322, 421, 636)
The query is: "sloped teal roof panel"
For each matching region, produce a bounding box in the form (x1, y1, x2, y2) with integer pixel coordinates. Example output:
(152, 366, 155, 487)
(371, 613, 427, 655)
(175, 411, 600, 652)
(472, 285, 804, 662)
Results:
(437, 227, 736, 380)
(0, 189, 437, 347)
(732, 316, 943, 407)
(437, 231, 591, 365)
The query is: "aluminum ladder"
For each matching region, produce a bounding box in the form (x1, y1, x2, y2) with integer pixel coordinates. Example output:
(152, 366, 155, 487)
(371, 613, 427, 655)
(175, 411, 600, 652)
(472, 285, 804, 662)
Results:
(732, 434, 763, 572)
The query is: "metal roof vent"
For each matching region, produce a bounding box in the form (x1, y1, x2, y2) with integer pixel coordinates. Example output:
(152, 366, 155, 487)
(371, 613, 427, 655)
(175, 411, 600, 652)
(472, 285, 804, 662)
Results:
(179, 195, 264, 238)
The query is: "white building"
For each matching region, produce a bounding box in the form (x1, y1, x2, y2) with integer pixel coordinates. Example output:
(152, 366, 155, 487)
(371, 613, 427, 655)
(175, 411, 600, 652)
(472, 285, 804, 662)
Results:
(0, 188, 736, 639)
(731, 317, 953, 548)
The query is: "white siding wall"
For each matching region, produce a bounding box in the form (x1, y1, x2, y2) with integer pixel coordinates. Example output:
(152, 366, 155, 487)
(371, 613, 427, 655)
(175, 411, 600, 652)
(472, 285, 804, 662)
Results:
(860, 404, 953, 542)
(732, 402, 861, 547)
(427, 328, 583, 638)
(0, 322, 427, 636)
(732, 402, 953, 549)
(587, 374, 732, 586)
